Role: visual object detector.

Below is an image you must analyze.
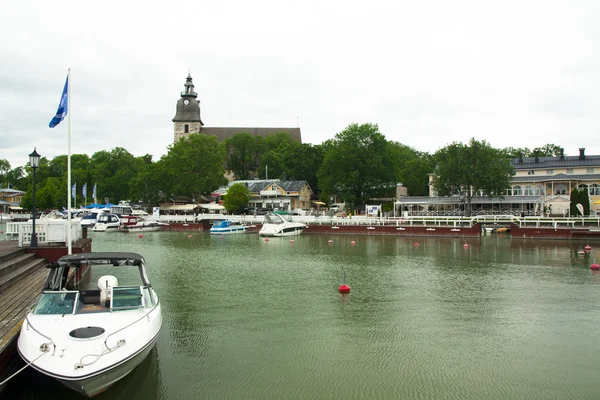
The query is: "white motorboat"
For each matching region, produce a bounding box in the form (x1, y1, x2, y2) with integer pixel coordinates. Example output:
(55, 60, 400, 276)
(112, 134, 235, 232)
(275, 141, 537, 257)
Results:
(17, 252, 162, 398)
(209, 219, 249, 234)
(259, 212, 306, 237)
(90, 214, 120, 232)
(80, 210, 108, 229)
(118, 215, 168, 232)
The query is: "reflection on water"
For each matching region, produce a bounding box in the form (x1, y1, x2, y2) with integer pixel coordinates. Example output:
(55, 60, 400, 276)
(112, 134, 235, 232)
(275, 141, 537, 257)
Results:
(6, 232, 600, 399)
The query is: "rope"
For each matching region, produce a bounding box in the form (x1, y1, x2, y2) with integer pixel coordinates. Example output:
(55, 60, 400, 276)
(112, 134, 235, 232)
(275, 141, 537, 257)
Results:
(0, 346, 49, 387)
(76, 339, 126, 369)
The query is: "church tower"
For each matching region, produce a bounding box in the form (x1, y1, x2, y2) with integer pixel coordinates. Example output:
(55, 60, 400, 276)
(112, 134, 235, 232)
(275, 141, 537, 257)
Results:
(173, 73, 203, 142)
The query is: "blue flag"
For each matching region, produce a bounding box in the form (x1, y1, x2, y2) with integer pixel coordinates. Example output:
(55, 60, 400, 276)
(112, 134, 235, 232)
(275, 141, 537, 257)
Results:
(72, 183, 76, 199)
(82, 183, 87, 198)
(49, 75, 68, 128)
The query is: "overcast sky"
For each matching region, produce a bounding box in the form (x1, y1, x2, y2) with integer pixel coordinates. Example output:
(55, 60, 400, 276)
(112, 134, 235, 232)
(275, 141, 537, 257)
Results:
(2, 1, 599, 169)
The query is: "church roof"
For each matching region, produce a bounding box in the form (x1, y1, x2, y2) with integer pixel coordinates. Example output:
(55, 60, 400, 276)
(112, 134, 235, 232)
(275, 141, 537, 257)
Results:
(201, 127, 302, 143)
(172, 97, 203, 123)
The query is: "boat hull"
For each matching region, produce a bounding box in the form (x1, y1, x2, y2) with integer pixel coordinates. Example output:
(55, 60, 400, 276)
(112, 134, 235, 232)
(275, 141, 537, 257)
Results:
(19, 329, 160, 398)
(209, 227, 248, 234)
(58, 333, 159, 397)
(119, 225, 162, 232)
(259, 225, 305, 237)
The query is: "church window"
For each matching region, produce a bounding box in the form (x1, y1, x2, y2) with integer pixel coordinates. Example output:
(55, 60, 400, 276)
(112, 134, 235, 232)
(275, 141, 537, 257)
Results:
(184, 124, 189, 133)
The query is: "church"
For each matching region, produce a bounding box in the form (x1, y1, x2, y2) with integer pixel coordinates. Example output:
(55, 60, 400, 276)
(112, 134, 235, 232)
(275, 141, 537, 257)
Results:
(172, 74, 302, 143)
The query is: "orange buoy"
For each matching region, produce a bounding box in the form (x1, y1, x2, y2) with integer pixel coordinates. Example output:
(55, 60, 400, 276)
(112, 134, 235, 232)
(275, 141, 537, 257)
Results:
(591, 263, 600, 270)
(585, 245, 592, 251)
(138, 234, 143, 238)
(338, 284, 351, 294)
(290, 239, 295, 243)
(351, 240, 356, 245)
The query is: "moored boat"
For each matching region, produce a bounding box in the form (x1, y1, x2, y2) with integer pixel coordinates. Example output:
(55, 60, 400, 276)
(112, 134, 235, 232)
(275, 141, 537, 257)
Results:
(90, 214, 120, 232)
(17, 252, 162, 398)
(259, 212, 306, 237)
(209, 220, 249, 234)
(118, 215, 168, 232)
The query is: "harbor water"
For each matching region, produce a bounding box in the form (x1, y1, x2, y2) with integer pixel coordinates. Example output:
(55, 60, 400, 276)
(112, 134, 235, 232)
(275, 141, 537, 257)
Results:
(4, 231, 600, 399)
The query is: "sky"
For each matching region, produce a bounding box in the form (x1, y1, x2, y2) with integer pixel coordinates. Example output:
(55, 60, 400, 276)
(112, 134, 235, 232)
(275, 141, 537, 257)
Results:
(2, 1, 600, 169)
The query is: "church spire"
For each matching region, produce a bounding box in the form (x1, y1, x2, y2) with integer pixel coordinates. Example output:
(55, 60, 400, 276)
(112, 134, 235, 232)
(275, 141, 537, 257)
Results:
(182, 73, 198, 98)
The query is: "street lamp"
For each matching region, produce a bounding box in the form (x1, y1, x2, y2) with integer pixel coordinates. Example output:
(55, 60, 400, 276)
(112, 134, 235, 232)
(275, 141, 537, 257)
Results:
(29, 148, 41, 248)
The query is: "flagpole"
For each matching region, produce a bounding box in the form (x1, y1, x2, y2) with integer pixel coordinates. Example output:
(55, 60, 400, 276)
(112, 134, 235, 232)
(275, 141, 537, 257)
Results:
(67, 68, 72, 255)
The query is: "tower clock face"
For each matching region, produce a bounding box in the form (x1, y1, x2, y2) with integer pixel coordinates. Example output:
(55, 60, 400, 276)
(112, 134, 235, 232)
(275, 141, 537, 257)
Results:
(184, 99, 190, 105)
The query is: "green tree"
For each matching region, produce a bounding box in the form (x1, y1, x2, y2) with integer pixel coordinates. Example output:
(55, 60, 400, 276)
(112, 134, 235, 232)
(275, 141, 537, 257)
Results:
(225, 133, 263, 180)
(5, 166, 25, 189)
(222, 183, 251, 213)
(130, 159, 168, 205)
(317, 123, 398, 210)
(432, 138, 515, 217)
(388, 142, 434, 196)
(0, 159, 10, 187)
(162, 134, 228, 201)
(533, 144, 563, 157)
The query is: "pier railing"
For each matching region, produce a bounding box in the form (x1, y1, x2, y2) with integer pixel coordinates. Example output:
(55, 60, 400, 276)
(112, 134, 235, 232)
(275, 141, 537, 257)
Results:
(4, 220, 82, 247)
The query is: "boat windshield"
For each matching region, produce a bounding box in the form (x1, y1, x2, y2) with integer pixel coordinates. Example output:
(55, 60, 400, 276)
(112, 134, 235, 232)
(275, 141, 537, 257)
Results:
(33, 291, 79, 315)
(264, 213, 290, 224)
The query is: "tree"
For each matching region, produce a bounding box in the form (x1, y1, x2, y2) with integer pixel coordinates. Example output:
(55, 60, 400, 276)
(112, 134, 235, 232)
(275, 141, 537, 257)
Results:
(432, 138, 515, 217)
(387, 142, 434, 196)
(225, 133, 263, 180)
(570, 187, 590, 216)
(223, 183, 251, 213)
(162, 134, 228, 201)
(0, 159, 10, 187)
(317, 123, 398, 209)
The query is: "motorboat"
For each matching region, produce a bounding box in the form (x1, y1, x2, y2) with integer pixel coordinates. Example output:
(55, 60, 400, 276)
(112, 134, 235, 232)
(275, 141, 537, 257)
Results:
(259, 212, 306, 237)
(209, 219, 249, 234)
(80, 210, 108, 229)
(118, 215, 168, 232)
(17, 252, 162, 398)
(90, 214, 120, 232)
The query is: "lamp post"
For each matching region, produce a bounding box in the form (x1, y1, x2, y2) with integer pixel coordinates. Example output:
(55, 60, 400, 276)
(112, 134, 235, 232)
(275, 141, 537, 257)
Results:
(29, 148, 41, 248)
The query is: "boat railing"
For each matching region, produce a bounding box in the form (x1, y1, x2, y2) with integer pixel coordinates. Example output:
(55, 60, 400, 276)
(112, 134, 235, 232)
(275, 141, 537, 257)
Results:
(24, 314, 56, 355)
(103, 295, 160, 351)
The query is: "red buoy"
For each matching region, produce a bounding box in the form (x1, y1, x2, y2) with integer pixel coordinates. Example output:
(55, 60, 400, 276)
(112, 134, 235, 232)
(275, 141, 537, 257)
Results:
(138, 234, 143, 238)
(338, 284, 351, 294)
(463, 243, 469, 248)
(414, 242, 420, 247)
(290, 239, 295, 243)
(585, 245, 592, 251)
(188, 235, 192, 238)
(219, 236, 223, 240)
(328, 240, 333, 244)
(351, 241, 356, 245)
(265, 238, 270, 242)
(591, 263, 600, 270)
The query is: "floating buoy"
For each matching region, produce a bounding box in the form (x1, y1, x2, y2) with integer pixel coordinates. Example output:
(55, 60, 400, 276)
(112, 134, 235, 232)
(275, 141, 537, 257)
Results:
(265, 238, 270, 242)
(138, 234, 143, 238)
(290, 239, 295, 243)
(414, 242, 420, 247)
(338, 284, 351, 294)
(585, 245, 592, 251)
(219, 236, 223, 240)
(187, 235, 192, 238)
(351, 241, 356, 245)
(578, 250, 586, 255)
(328, 240, 333, 244)
(591, 263, 600, 270)
(463, 243, 469, 248)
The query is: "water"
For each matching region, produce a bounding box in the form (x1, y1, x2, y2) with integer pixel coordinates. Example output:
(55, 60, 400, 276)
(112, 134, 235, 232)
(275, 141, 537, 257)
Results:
(5, 231, 600, 399)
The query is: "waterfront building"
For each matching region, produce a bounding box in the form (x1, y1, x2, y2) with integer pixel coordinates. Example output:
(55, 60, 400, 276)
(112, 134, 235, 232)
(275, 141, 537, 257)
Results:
(0, 186, 25, 214)
(172, 74, 302, 143)
(397, 147, 600, 217)
(213, 179, 313, 212)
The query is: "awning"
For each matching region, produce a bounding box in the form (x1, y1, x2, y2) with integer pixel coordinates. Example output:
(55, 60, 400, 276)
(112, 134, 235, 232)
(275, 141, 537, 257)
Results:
(312, 201, 326, 205)
(198, 202, 225, 210)
(159, 204, 198, 211)
(9, 206, 23, 210)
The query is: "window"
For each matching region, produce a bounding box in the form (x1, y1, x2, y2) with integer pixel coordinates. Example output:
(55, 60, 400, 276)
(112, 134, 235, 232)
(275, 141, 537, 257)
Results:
(590, 184, 600, 195)
(555, 184, 567, 195)
(527, 170, 535, 175)
(184, 124, 189, 133)
(505, 188, 513, 196)
(513, 185, 523, 195)
(524, 185, 534, 195)
(566, 168, 574, 174)
(546, 169, 554, 175)
(534, 185, 544, 195)
(587, 168, 595, 173)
